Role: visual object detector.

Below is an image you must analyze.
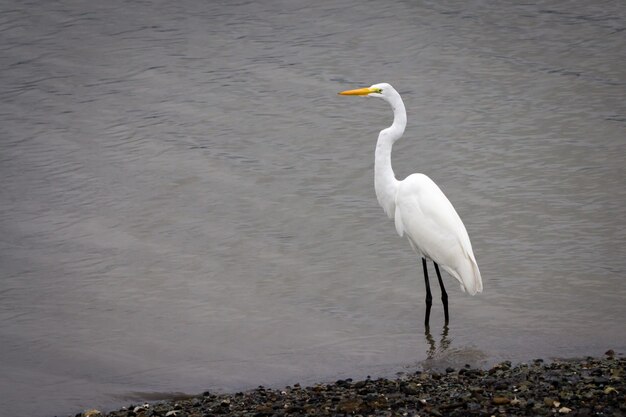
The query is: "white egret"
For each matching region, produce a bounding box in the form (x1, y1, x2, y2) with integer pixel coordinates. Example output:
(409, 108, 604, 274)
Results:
(339, 83, 482, 327)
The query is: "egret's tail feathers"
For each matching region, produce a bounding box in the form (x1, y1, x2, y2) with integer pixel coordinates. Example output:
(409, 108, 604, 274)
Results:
(470, 257, 483, 294)
(447, 257, 482, 296)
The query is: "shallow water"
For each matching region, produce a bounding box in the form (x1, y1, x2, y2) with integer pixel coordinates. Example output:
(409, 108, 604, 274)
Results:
(1, 1, 625, 416)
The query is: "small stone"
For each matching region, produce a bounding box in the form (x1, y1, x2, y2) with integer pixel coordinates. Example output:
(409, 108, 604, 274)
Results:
(605, 349, 615, 357)
(467, 402, 481, 411)
(367, 395, 388, 410)
(165, 411, 179, 417)
(427, 407, 442, 417)
(84, 410, 102, 417)
(559, 390, 574, 400)
(583, 390, 596, 399)
(255, 404, 273, 415)
(603, 386, 618, 394)
(353, 380, 367, 389)
(492, 397, 510, 405)
(593, 376, 609, 385)
(559, 406, 572, 414)
(336, 379, 350, 387)
(401, 382, 421, 395)
(610, 368, 622, 380)
(544, 397, 557, 407)
(336, 398, 363, 413)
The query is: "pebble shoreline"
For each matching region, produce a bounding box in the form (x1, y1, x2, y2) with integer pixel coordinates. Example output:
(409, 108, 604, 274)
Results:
(78, 352, 624, 417)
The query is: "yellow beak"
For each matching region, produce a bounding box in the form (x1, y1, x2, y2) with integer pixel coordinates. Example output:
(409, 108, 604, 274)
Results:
(338, 87, 378, 96)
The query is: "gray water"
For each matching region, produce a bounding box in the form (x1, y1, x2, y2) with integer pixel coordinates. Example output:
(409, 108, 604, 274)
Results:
(1, 0, 625, 416)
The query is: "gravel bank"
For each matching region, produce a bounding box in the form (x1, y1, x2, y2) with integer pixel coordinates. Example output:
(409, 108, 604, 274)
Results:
(80, 352, 624, 417)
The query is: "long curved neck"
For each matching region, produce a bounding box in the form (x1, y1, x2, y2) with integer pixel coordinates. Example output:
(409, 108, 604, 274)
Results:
(375, 91, 406, 218)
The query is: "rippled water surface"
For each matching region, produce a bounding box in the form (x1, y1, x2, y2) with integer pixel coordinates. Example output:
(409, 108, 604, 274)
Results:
(1, 1, 625, 416)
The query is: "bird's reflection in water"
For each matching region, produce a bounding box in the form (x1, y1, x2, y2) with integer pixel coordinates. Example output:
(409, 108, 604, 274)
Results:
(419, 325, 487, 371)
(424, 325, 451, 359)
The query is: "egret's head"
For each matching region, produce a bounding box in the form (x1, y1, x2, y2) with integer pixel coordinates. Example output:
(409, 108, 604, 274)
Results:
(338, 82, 395, 99)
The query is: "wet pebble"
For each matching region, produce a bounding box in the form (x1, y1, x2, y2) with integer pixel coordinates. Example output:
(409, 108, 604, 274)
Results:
(493, 396, 510, 405)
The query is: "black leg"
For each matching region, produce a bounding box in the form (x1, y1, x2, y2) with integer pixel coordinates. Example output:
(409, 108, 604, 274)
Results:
(422, 257, 432, 328)
(433, 262, 449, 325)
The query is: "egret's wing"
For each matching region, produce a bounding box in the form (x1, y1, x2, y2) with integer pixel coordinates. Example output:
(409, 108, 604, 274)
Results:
(394, 173, 482, 294)
(394, 174, 469, 257)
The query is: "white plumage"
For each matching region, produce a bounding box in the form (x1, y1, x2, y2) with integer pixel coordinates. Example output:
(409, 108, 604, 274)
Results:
(395, 173, 482, 295)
